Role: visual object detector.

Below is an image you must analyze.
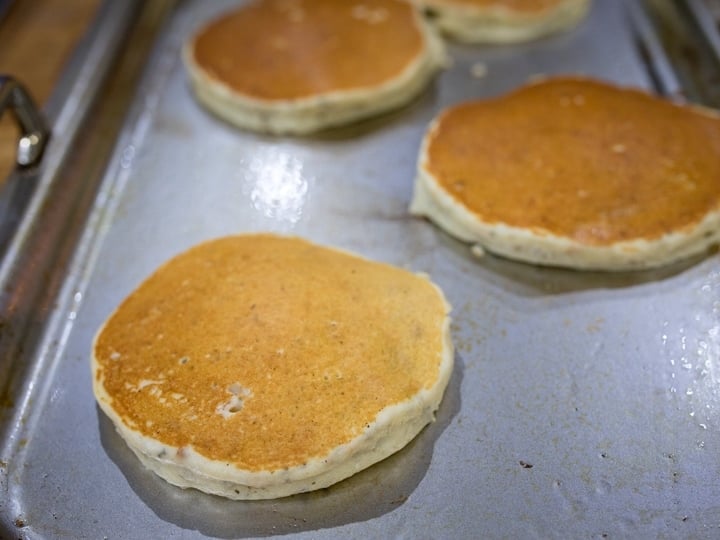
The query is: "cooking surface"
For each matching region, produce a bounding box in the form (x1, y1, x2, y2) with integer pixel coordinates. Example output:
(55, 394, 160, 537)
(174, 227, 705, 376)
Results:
(2, 0, 720, 538)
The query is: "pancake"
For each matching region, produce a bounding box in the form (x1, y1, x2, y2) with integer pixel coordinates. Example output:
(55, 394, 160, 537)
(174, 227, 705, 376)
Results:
(92, 234, 453, 499)
(410, 77, 720, 270)
(410, 0, 591, 43)
(183, 0, 445, 134)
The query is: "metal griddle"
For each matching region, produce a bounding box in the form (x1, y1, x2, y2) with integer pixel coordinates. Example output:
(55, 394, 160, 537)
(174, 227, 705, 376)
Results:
(2, 0, 720, 538)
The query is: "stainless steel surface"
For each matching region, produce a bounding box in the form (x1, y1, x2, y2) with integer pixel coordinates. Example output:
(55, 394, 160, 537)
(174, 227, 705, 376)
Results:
(2, 0, 720, 538)
(0, 0, 147, 451)
(0, 0, 157, 534)
(0, 75, 49, 166)
(688, 0, 720, 64)
(627, 2, 683, 98)
(0, 0, 143, 260)
(645, 0, 720, 106)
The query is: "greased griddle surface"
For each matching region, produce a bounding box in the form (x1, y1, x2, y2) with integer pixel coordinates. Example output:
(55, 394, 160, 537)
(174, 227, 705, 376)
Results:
(4, 1, 720, 538)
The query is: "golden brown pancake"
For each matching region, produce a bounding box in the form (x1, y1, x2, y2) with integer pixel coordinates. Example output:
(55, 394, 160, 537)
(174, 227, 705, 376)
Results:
(410, 0, 590, 43)
(410, 76, 720, 270)
(92, 234, 453, 499)
(183, 0, 445, 134)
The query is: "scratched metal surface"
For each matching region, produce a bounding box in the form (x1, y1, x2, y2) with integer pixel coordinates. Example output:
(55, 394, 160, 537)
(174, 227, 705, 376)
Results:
(3, 0, 720, 538)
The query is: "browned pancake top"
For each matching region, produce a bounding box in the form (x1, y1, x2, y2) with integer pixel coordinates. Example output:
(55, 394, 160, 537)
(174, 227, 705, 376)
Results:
(94, 235, 448, 471)
(422, 0, 566, 13)
(424, 77, 720, 245)
(191, 0, 425, 100)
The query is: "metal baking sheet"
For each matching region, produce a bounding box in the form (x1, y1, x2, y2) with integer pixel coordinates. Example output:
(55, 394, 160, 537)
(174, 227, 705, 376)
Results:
(3, 0, 720, 538)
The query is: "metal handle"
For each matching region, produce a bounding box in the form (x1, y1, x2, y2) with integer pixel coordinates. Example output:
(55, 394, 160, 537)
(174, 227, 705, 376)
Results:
(0, 75, 50, 167)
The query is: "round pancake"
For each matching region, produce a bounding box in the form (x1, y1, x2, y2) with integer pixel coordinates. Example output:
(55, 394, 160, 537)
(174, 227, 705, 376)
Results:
(92, 234, 453, 499)
(183, 0, 445, 134)
(410, 77, 720, 270)
(410, 0, 591, 43)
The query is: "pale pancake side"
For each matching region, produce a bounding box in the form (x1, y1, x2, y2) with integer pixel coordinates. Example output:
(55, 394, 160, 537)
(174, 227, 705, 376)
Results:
(92, 234, 453, 499)
(410, 77, 720, 270)
(183, 0, 446, 134)
(411, 0, 590, 43)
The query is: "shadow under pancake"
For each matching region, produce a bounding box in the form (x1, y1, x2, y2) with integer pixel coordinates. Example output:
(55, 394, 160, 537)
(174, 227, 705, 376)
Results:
(302, 82, 439, 143)
(98, 353, 463, 538)
(433, 226, 716, 297)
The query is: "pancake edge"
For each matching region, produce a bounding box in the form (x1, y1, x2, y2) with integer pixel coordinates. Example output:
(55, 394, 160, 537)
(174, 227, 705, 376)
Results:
(91, 246, 454, 499)
(410, 108, 720, 271)
(413, 0, 591, 43)
(182, 6, 446, 134)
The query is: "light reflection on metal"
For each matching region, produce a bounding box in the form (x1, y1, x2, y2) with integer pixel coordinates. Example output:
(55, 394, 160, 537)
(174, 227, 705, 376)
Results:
(247, 148, 309, 225)
(665, 267, 720, 439)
